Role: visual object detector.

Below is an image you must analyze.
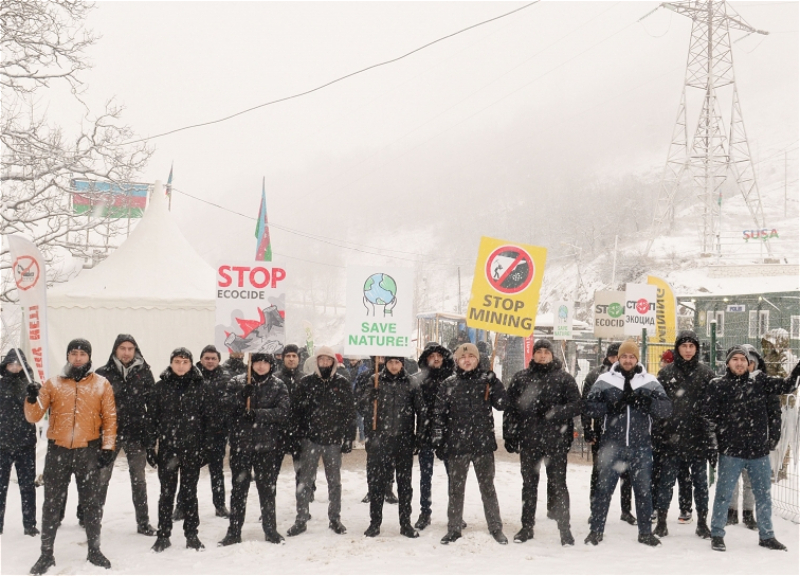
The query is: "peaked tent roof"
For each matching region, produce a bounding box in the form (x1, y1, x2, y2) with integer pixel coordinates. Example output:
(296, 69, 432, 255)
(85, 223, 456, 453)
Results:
(48, 181, 215, 309)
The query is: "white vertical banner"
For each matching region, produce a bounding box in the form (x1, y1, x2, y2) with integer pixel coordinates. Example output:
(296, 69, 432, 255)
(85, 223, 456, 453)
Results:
(6, 235, 49, 383)
(553, 300, 573, 340)
(624, 283, 658, 337)
(344, 266, 414, 357)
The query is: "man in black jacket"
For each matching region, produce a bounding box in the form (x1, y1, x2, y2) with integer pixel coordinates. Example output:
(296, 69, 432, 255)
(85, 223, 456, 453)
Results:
(704, 347, 800, 552)
(413, 342, 454, 530)
(279, 344, 313, 496)
(504, 339, 581, 546)
(361, 357, 426, 538)
(222, 352, 247, 378)
(95, 334, 157, 536)
(581, 343, 636, 526)
(0, 349, 38, 537)
(148, 348, 215, 553)
(433, 343, 508, 546)
(287, 346, 356, 537)
(653, 330, 716, 540)
(218, 353, 290, 545)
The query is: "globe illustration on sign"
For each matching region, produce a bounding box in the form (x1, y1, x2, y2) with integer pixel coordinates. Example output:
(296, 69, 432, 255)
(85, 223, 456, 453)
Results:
(363, 273, 398, 317)
(558, 305, 568, 322)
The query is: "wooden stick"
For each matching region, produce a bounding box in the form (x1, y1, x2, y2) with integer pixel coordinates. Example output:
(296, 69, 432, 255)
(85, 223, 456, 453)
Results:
(372, 359, 379, 431)
(485, 333, 499, 401)
(246, 353, 252, 413)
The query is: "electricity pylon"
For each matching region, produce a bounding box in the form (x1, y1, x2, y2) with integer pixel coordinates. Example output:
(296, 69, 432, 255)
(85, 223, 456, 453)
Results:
(643, 1, 772, 259)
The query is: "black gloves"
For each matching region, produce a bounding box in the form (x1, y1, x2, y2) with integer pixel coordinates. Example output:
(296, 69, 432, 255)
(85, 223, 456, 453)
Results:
(707, 449, 718, 469)
(241, 384, 254, 400)
(146, 448, 158, 468)
(630, 393, 653, 413)
(96, 449, 115, 469)
(430, 428, 444, 449)
(341, 440, 353, 454)
(26, 383, 39, 404)
(505, 439, 519, 454)
(583, 429, 597, 444)
(533, 399, 551, 418)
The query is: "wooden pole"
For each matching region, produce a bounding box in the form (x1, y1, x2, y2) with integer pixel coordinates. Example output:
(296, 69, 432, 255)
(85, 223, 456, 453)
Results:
(485, 333, 499, 401)
(371, 358, 379, 431)
(246, 353, 252, 413)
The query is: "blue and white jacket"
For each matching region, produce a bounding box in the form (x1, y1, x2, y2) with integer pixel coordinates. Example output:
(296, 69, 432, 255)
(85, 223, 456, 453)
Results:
(584, 362, 672, 449)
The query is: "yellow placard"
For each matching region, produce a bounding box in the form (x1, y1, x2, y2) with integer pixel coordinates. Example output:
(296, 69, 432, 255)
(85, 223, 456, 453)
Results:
(647, 275, 678, 344)
(466, 237, 547, 337)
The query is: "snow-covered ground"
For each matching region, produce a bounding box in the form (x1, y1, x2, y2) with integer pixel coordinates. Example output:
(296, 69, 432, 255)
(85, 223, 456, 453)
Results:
(1, 452, 797, 575)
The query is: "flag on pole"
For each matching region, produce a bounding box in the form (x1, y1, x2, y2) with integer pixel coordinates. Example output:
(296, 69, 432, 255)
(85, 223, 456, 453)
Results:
(166, 163, 173, 197)
(255, 177, 272, 261)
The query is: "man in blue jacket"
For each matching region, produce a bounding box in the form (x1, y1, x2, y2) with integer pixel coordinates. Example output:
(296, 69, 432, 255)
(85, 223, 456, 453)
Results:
(583, 340, 672, 547)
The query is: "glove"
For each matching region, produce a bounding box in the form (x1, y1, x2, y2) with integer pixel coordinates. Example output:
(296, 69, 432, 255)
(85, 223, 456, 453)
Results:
(769, 438, 779, 452)
(430, 428, 444, 449)
(241, 384, 254, 400)
(584, 429, 597, 444)
(631, 394, 653, 412)
(505, 439, 519, 454)
(26, 383, 39, 404)
(707, 450, 718, 469)
(341, 440, 353, 454)
(434, 447, 445, 461)
(96, 449, 115, 469)
(146, 448, 158, 468)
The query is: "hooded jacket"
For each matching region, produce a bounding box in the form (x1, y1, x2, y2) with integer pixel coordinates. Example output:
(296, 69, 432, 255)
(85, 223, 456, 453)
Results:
(196, 361, 232, 436)
(359, 366, 425, 446)
(225, 371, 289, 453)
(95, 334, 154, 448)
(291, 348, 356, 446)
(584, 362, 672, 449)
(25, 361, 117, 451)
(0, 349, 37, 449)
(504, 358, 582, 453)
(433, 367, 507, 457)
(413, 343, 455, 449)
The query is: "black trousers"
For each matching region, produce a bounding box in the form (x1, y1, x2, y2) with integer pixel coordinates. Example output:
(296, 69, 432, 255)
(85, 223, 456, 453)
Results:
(0, 445, 37, 531)
(520, 448, 570, 531)
(366, 435, 413, 527)
(157, 451, 201, 539)
(177, 435, 226, 511)
(228, 448, 282, 536)
(41, 441, 102, 553)
(590, 440, 632, 514)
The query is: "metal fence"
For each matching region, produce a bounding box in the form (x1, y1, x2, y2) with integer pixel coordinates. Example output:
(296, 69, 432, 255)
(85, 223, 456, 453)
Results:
(772, 395, 799, 524)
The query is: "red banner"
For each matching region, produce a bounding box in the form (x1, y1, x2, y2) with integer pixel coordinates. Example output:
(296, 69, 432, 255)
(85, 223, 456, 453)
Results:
(524, 334, 534, 367)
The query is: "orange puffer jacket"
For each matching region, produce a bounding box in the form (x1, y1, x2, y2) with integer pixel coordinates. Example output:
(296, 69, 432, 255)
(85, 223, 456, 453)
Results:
(25, 370, 117, 450)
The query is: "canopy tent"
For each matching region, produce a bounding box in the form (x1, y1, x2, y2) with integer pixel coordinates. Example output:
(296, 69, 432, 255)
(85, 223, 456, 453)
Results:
(47, 181, 216, 375)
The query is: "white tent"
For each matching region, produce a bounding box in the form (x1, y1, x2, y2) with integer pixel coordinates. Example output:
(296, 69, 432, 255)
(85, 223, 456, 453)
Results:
(47, 181, 215, 375)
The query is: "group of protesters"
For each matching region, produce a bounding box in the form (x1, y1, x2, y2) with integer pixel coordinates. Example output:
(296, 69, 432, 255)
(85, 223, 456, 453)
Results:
(0, 329, 798, 575)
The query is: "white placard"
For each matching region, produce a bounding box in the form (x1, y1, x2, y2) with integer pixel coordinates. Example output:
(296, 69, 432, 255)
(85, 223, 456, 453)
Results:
(593, 290, 626, 339)
(624, 283, 658, 337)
(553, 300, 573, 340)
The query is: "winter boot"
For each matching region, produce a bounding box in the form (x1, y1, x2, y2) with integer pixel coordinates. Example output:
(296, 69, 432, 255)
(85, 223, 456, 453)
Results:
(186, 534, 205, 550)
(286, 522, 307, 537)
(678, 510, 693, 524)
(30, 554, 56, 575)
(584, 531, 603, 546)
(759, 538, 787, 551)
(560, 528, 575, 547)
(711, 536, 726, 552)
(217, 531, 241, 547)
(215, 506, 230, 519)
(329, 520, 347, 534)
(440, 530, 462, 545)
(654, 510, 669, 538)
(24, 526, 40, 537)
(137, 522, 157, 536)
(620, 511, 637, 525)
(742, 510, 758, 531)
(364, 523, 381, 538)
(638, 534, 662, 547)
(400, 524, 420, 538)
(87, 548, 111, 569)
(695, 511, 711, 539)
(414, 512, 431, 531)
(264, 529, 285, 544)
(726, 509, 738, 525)
(491, 529, 508, 545)
(513, 526, 534, 543)
(151, 536, 171, 553)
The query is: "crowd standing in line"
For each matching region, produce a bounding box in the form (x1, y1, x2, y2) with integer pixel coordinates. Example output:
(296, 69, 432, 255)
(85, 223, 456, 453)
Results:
(0, 330, 797, 575)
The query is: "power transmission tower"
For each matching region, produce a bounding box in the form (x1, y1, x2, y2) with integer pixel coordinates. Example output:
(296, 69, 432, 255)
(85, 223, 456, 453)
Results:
(643, 1, 772, 260)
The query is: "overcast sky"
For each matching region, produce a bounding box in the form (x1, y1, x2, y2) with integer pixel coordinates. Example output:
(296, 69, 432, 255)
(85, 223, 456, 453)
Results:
(54, 1, 798, 271)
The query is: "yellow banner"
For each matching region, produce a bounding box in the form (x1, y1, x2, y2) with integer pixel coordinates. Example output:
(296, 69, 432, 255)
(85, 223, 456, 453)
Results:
(466, 237, 547, 337)
(647, 275, 677, 344)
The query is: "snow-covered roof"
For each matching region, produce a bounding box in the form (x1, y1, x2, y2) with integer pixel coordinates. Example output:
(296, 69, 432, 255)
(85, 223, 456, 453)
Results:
(668, 267, 800, 298)
(48, 182, 215, 309)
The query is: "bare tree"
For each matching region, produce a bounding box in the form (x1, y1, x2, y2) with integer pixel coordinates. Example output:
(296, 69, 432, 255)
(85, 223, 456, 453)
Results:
(1, 0, 152, 302)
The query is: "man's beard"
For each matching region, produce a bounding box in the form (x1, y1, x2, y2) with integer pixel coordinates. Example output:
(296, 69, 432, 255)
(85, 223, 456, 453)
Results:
(67, 362, 92, 381)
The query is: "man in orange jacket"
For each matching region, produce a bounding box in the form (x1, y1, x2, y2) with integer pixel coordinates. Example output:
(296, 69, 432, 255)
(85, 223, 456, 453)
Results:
(24, 339, 117, 575)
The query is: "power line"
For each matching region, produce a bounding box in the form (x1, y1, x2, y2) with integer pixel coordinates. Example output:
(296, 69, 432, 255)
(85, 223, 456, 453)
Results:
(119, 2, 540, 146)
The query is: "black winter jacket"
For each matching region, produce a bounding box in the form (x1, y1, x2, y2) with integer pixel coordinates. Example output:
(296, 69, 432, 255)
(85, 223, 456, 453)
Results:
(292, 372, 356, 446)
(581, 360, 611, 444)
(225, 372, 289, 453)
(196, 362, 231, 436)
(654, 354, 716, 458)
(0, 350, 37, 449)
(433, 368, 507, 457)
(704, 364, 799, 460)
(358, 368, 425, 447)
(413, 366, 454, 449)
(278, 366, 305, 397)
(147, 366, 215, 460)
(503, 358, 581, 454)
(222, 357, 247, 378)
(95, 336, 154, 448)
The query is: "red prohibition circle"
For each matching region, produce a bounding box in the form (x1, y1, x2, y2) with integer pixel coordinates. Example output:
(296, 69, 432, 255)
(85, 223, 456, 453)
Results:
(636, 298, 650, 315)
(12, 256, 40, 292)
(485, 245, 534, 294)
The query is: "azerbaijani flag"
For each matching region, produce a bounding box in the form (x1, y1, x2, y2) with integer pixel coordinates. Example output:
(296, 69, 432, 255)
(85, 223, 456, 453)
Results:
(71, 179, 149, 218)
(255, 177, 272, 261)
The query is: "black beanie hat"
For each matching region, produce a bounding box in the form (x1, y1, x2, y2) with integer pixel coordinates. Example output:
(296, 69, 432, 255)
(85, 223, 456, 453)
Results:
(170, 347, 193, 363)
(385, 356, 405, 365)
(200, 344, 221, 360)
(282, 344, 300, 356)
(67, 338, 92, 359)
(606, 343, 621, 359)
(726, 346, 749, 365)
(533, 339, 553, 353)
(251, 352, 275, 365)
